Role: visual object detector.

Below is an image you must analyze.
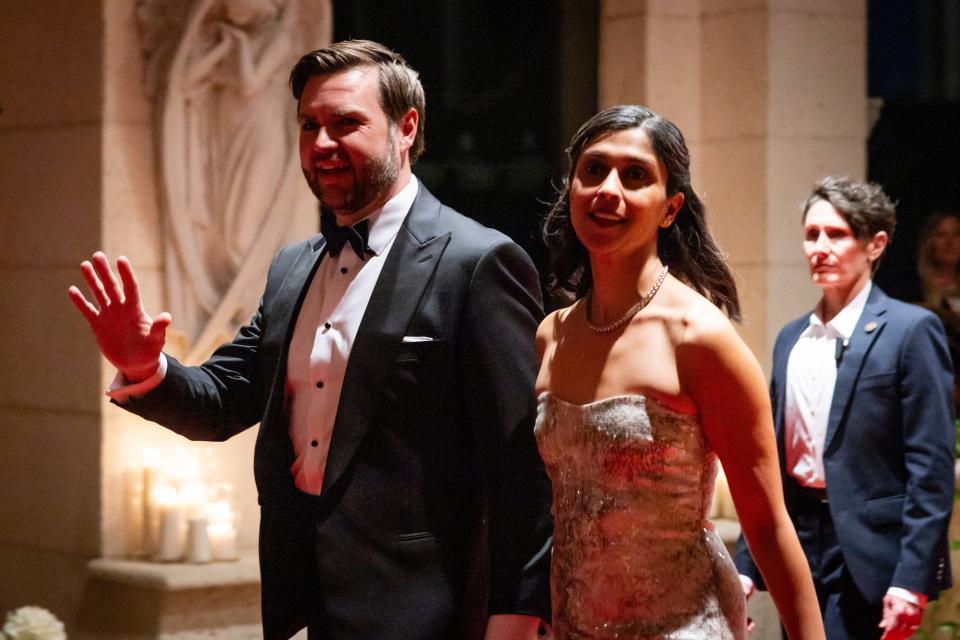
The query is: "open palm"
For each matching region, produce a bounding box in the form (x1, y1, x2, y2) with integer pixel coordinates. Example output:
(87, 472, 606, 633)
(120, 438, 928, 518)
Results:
(68, 252, 171, 382)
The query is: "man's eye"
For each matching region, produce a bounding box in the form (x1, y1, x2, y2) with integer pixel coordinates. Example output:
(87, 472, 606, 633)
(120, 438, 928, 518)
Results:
(625, 167, 647, 181)
(300, 121, 319, 132)
(338, 117, 360, 127)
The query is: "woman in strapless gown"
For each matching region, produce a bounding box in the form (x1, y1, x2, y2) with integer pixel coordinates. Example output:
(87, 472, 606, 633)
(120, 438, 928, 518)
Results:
(537, 105, 824, 640)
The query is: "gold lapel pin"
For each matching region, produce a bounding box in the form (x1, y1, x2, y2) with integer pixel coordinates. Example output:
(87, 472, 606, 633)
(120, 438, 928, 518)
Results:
(864, 321, 877, 333)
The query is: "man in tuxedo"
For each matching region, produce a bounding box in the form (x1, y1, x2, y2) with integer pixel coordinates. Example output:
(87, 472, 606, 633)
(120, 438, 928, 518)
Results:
(69, 40, 552, 640)
(734, 177, 955, 639)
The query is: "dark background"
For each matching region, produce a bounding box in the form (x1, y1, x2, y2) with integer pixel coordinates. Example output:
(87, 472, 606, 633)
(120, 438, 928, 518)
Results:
(332, 0, 598, 297)
(868, 0, 960, 299)
(331, 1, 960, 303)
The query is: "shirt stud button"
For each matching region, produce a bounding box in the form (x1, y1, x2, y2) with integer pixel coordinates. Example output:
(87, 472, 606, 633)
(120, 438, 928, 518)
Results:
(324, 322, 332, 330)
(316, 380, 324, 389)
(340, 267, 348, 274)
(311, 440, 318, 447)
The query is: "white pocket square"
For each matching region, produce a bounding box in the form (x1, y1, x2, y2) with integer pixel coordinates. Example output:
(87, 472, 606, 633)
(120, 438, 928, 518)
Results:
(402, 336, 435, 343)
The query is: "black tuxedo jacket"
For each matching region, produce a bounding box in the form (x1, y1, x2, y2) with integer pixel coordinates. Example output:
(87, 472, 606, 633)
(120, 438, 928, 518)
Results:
(735, 285, 954, 603)
(124, 185, 553, 639)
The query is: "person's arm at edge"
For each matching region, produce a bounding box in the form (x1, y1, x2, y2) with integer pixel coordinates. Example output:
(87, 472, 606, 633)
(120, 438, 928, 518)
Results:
(679, 304, 824, 640)
(459, 239, 553, 639)
(880, 312, 955, 636)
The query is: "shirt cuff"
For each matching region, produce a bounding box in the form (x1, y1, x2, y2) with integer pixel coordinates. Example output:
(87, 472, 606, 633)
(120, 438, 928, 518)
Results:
(106, 355, 167, 403)
(739, 575, 755, 595)
(886, 586, 928, 608)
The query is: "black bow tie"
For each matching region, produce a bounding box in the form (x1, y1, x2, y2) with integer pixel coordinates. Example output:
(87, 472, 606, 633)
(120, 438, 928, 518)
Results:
(320, 211, 373, 260)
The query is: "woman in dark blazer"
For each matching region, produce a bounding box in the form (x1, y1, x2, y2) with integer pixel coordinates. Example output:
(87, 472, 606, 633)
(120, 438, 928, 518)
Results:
(735, 177, 955, 640)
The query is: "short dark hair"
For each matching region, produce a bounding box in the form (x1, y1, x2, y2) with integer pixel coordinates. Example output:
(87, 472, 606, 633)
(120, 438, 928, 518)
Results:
(802, 176, 897, 243)
(542, 105, 741, 319)
(289, 40, 426, 164)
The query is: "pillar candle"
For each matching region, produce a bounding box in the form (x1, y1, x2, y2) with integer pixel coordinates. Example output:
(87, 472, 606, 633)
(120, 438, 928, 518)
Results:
(209, 522, 238, 561)
(154, 487, 183, 562)
(142, 449, 161, 556)
(124, 468, 146, 558)
(186, 517, 212, 564)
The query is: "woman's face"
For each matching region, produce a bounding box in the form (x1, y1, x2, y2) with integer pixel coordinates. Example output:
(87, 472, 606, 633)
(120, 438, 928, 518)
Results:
(569, 126, 682, 259)
(803, 199, 886, 291)
(929, 215, 960, 269)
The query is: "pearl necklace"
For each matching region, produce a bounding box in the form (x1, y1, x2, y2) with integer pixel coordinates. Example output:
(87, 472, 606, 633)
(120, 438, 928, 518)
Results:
(585, 265, 669, 333)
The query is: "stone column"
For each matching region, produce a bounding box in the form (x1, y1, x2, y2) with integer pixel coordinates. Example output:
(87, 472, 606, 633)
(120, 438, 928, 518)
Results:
(701, 0, 867, 363)
(599, 0, 867, 366)
(0, 1, 105, 624)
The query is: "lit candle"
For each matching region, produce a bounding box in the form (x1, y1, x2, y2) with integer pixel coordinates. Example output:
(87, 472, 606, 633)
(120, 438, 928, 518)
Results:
(186, 517, 212, 564)
(124, 467, 146, 558)
(142, 448, 161, 556)
(207, 499, 238, 561)
(180, 481, 209, 520)
(153, 485, 183, 562)
(209, 522, 238, 561)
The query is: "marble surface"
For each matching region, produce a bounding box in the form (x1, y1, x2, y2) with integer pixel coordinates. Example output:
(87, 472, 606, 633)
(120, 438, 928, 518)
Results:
(87, 552, 259, 590)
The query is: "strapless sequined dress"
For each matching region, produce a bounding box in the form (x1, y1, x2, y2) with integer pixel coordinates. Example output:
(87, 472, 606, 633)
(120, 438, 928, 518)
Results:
(535, 393, 746, 639)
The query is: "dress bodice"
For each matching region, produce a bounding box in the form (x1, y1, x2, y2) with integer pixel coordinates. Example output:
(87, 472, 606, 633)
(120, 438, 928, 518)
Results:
(535, 392, 745, 639)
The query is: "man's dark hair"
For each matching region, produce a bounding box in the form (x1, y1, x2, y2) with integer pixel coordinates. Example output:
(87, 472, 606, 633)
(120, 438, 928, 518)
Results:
(290, 40, 426, 164)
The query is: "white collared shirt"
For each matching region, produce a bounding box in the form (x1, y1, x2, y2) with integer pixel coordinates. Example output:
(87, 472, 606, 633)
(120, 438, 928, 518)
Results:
(784, 281, 872, 488)
(285, 176, 418, 495)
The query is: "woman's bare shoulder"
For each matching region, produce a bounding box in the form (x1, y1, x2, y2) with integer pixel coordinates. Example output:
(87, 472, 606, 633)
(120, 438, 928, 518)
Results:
(659, 282, 739, 351)
(681, 294, 740, 348)
(537, 303, 580, 349)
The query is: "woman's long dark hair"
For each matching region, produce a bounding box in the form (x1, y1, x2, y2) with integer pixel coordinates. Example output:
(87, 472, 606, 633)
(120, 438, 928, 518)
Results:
(542, 105, 741, 320)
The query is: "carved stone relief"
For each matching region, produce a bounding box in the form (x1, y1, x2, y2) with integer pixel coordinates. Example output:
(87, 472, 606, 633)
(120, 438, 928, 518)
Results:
(137, 0, 330, 362)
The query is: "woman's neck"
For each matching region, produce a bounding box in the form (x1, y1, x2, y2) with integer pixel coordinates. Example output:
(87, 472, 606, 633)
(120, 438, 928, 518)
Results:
(588, 250, 663, 325)
(818, 274, 871, 323)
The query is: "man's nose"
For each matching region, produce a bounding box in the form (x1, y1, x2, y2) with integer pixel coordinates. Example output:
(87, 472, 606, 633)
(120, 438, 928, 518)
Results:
(313, 126, 336, 152)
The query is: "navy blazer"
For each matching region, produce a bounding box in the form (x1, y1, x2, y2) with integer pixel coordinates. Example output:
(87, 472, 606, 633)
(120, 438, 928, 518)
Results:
(735, 284, 955, 603)
(123, 185, 553, 639)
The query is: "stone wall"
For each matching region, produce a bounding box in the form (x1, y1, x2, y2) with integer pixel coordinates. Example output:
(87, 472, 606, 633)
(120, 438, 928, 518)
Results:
(0, 1, 105, 626)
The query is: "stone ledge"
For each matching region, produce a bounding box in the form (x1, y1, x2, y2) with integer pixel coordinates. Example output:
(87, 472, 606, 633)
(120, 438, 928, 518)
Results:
(87, 552, 259, 591)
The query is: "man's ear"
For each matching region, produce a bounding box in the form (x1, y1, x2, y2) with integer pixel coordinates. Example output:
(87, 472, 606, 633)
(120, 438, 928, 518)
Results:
(397, 108, 418, 156)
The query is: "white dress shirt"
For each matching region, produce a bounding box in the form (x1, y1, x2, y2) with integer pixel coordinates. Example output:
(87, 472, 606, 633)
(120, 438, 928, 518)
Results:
(286, 176, 418, 495)
(784, 281, 871, 488)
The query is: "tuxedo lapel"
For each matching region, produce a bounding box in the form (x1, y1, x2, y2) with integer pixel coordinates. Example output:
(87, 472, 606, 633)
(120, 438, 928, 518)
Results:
(823, 287, 888, 454)
(261, 238, 325, 422)
(321, 186, 451, 498)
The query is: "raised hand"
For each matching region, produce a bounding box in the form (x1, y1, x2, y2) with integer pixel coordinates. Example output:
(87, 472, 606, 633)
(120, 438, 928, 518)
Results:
(68, 252, 171, 382)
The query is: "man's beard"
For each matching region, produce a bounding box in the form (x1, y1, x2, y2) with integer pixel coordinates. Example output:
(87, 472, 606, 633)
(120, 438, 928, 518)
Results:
(304, 135, 399, 217)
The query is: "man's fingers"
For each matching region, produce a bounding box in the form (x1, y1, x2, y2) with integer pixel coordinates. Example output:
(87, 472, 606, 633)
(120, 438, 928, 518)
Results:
(67, 286, 99, 323)
(91, 252, 124, 304)
(150, 312, 172, 342)
(80, 260, 109, 309)
(116, 256, 141, 308)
